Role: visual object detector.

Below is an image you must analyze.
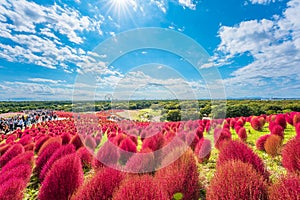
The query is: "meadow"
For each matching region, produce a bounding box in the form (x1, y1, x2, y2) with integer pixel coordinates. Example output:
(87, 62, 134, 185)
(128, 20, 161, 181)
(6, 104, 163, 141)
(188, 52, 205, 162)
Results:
(0, 106, 299, 200)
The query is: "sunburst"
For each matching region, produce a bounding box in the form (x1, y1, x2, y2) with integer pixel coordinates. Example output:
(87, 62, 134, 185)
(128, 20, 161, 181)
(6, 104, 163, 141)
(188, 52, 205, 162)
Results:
(105, 0, 134, 20)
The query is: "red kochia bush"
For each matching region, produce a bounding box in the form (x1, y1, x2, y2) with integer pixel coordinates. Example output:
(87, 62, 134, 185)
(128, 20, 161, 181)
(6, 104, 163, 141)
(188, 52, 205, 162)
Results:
(72, 167, 125, 200)
(37, 136, 62, 156)
(119, 137, 137, 165)
(0, 178, 27, 200)
(35, 142, 62, 176)
(5, 134, 17, 144)
(40, 144, 76, 181)
(268, 174, 300, 200)
(206, 160, 268, 200)
(18, 135, 33, 146)
(237, 127, 247, 142)
(38, 154, 84, 200)
(251, 117, 264, 131)
(264, 135, 282, 157)
(84, 135, 97, 150)
(0, 164, 32, 184)
(155, 148, 200, 200)
(95, 141, 120, 169)
(0, 143, 25, 168)
(125, 148, 156, 173)
(1, 151, 34, 173)
(256, 134, 271, 151)
(34, 136, 50, 153)
(24, 143, 35, 151)
(70, 134, 84, 150)
(271, 124, 284, 138)
(217, 140, 269, 179)
(113, 175, 168, 200)
(214, 128, 231, 150)
(295, 123, 300, 138)
(77, 147, 94, 170)
(282, 138, 300, 173)
(293, 113, 300, 126)
(194, 138, 212, 163)
(61, 132, 72, 145)
(0, 144, 11, 157)
(141, 132, 165, 152)
(275, 114, 287, 129)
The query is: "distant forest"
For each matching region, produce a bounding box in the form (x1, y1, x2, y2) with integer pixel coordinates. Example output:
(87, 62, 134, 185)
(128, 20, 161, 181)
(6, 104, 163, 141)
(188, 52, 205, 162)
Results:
(1, 100, 300, 120)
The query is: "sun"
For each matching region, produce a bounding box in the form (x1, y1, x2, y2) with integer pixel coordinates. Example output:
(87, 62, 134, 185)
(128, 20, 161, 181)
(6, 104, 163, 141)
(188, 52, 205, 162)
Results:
(106, 0, 133, 20)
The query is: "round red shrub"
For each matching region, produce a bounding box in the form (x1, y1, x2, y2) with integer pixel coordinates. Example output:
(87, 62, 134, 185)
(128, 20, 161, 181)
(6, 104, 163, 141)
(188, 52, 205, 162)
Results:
(264, 134, 282, 157)
(18, 135, 33, 146)
(0, 144, 11, 157)
(214, 128, 231, 150)
(0, 143, 25, 168)
(84, 135, 97, 150)
(237, 127, 247, 142)
(125, 148, 156, 173)
(95, 141, 120, 169)
(282, 138, 300, 173)
(0, 164, 32, 184)
(295, 123, 300, 137)
(256, 134, 271, 151)
(34, 136, 50, 154)
(271, 124, 284, 138)
(35, 141, 62, 176)
(38, 153, 84, 200)
(275, 114, 287, 129)
(119, 137, 137, 165)
(61, 133, 72, 145)
(194, 138, 212, 163)
(251, 117, 264, 131)
(70, 134, 84, 150)
(72, 167, 125, 200)
(37, 137, 62, 156)
(217, 140, 269, 179)
(206, 160, 268, 200)
(0, 178, 27, 200)
(293, 113, 300, 126)
(195, 126, 204, 139)
(1, 151, 34, 173)
(113, 175, 168, 200)
(141, 132, 165, 152)
(155, 148, 200, 200)
(268, 174, 300, 200)
(40, 144, 76, 181)
(5, 134, 17, 144)
(77, 147, 94, 170)
(24, 143, 35, 151)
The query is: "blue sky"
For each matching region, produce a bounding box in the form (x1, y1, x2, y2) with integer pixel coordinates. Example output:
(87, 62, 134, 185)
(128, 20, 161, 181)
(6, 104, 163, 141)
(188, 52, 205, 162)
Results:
(0, 0, 299, 100)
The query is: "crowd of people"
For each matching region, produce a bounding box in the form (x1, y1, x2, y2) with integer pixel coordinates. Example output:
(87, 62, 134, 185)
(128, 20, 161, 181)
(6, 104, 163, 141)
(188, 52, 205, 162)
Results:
(0, 110, 58, 134)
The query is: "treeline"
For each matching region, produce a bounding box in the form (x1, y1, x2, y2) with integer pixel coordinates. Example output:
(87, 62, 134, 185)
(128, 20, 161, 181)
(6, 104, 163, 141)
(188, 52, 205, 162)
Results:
(1, 100, 300, 121)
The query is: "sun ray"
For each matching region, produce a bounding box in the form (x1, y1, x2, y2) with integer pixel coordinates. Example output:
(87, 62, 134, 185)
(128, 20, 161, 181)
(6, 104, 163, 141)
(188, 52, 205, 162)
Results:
(104, 0, 135, 22)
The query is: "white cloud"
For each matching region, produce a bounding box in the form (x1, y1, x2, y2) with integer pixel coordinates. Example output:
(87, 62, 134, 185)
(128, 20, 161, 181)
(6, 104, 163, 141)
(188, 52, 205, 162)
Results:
(0, 0, 102, 43)
(214, 0, 300, 98)
(28, 78, 66, 84)
(150, 0, 167, 13)
(94, 71, 208, 100)
(249, 0, 277, 4)
(178, 0, 197, 10)
(0, 0, 105, 72)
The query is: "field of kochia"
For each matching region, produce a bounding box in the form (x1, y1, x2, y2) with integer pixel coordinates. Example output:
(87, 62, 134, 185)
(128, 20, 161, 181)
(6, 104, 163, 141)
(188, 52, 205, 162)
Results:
(0, 110, 299, 200)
